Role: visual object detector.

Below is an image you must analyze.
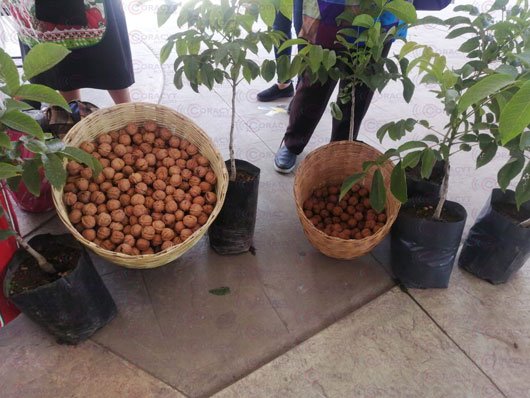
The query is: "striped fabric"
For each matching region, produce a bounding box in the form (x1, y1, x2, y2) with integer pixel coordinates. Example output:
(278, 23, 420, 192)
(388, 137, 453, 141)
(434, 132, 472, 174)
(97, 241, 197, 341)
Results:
(299, 0, 411, 49)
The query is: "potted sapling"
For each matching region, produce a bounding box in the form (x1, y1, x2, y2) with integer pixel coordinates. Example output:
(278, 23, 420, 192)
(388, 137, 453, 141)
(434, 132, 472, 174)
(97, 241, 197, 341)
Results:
(159, 0, 292, 254)
(0, 43, 116, 343)
(437, 1, 530, 284)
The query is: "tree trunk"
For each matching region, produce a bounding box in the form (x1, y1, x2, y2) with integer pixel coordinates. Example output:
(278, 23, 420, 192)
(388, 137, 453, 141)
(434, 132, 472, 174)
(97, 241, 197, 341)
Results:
(433, 160, 450, 221)
(229, 82, 237, 182)
(349, 86, 356, 141)
(15, 234, 56, 274)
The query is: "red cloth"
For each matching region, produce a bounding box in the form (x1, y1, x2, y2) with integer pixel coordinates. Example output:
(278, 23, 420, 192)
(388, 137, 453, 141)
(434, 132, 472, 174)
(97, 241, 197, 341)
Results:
(0, 187, 20, 326)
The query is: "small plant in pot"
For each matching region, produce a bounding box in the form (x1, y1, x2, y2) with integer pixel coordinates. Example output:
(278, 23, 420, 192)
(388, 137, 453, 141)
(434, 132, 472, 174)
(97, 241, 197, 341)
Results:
(0, 43, 116, 343)
(428, 0, 530, 284)
(159, 0, 292, 254)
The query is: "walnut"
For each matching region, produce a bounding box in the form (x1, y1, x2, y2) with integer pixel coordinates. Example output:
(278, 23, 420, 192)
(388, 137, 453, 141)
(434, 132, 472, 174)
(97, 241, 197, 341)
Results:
(152, 234, 162, 247)
(98, 143, 112, 157)
(139, 214, 153, 226)
(123, 234, 136, 247)
(82, 203, 97, 216)
(135, 182, 148, 195)
(63, 192, 77, 206)
(90, 191, 106, 205)
(75, 178, 89, 191)
(80, 167, 93, 180)
(161, 241, 173, 251)
(80, 141, 95, 153)
(110, 230, 125, 245)
(129, 215, 138, 225)
(141, 226, 155, 240)
(162, 213, 176, 227)
(69, 209, 82, 224)
(152, 220, 165, 233)
(118, 134, 131, 146)
(131, 224, 142, 237)
(180, 229, 193, 241)
(72, 202, 84, 210)
(111, 209, 125, 222)
(145, 196, 155, 209)
(101, 239, 116, 251)
(145, 153, 156, 166)
(99, 158, 110, 168)
(189, 204, 203, 217)
(198, 213, 208, 225)
(152, 190, 166, 201)
(97, 212, 112, 227)
(111, 158, 125, 171)
(203, 204, 213, 215)
(81, 229, 96, 241)
(102, 167, 115, 180)
(161, 228, 175, 241)
(136, 238, 150, 251)
(130, 194, 145, 206)
(192, 196, 205, 206)
(64, 183, 78, 193)
(129, 173, 143, 184)
(180, 150, 189, 160)
(194, 166, 207, 178)
(106, 199, 121, 212)
(168, 136, 180, 148)
(152, 179, 166, 191)
(135, 158, 148, 171)
(118, 179, 131, 192)
(88, 182, 99, 193)
(112, 172, 124, 184)
(116, 243, 132, 255)
(133, 204, 148, 217)
(189, 176, 201, 186)
(189, 186, 201, 197)
(153, 200, 165, 213)
(100, 181, 113, 192)
(151, 212, 163, 221)
(186, 159, 198, 170)
(165, 201, 178, 213)
(109, 222, 124, 231)
(199, 182, 212, 193)
(81, 215, 96, 229)
(181, 169, 192, 181)
(183, 215, 197, 228)
(175, 221, 185, 233)
(196, 155, 209, 167)
(77, 191, 91, 203)
(126, 122, 138, 135)
(205, 192, 217, 204)
(67, 161, 83, 176)
(205, 171, 217, 185)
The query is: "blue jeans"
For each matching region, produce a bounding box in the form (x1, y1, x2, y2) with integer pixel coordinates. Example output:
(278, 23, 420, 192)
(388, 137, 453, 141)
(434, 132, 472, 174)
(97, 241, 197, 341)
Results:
(274, 0, 304, 83)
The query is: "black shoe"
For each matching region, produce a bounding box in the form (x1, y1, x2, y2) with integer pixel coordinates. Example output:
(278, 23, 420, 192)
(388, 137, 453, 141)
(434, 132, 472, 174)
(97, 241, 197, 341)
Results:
(257, 82, 294, 102)
(274, 145, 297, 174)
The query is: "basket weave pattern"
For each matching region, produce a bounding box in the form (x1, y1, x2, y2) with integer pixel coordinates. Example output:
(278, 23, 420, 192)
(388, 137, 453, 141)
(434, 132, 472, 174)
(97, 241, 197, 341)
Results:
(293, 141, 400, 260)
(52, 102, 229, 268)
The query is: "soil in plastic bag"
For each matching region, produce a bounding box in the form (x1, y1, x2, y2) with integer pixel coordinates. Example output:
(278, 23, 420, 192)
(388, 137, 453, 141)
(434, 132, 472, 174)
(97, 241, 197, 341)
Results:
(406, 160, 445, 200)
(209, 160, 260, 255)
(391, 199, 467, 289)
(459, 189, 530, 284)
(3, 234, 117, 344)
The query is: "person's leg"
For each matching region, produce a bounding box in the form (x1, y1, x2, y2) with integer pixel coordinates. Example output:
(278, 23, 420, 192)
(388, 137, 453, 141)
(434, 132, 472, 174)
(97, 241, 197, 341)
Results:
(108, 88, 132, 104)
(293, 0, 303, 37)
(283, 73, 339, 154)
(59, 89, 82, 103)
(331, 42, 393, 142)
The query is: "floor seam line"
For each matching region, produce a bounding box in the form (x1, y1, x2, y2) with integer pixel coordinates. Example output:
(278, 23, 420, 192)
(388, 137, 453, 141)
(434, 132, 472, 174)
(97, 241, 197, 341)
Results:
(402, 289, 509, 398)
(258, 279, 291, 334)
(88, 339, 190, 398)
(20, 212, 57, 238)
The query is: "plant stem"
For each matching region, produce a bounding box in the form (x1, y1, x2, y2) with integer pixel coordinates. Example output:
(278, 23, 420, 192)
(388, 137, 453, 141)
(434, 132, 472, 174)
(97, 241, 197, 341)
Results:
(229, 80, 237, 182)
(15, 234, 56, 274)
(349, 86, 356, 141)
(433, 159, 450, 221)
(520, 218, 530, 228)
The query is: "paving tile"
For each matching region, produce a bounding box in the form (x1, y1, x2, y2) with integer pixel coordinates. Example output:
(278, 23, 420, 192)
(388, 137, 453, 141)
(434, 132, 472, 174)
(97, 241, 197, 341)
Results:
(213, 288, 503, 398)
(409, 263, 530, 398)
(0, 315, 185, 398)
(11, 202, 56, 238)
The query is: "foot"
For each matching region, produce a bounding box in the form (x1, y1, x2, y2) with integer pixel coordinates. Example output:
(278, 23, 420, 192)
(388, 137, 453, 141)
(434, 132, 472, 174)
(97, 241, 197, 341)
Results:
(274, 145, 297, 174)
(257, 82, 294, 102)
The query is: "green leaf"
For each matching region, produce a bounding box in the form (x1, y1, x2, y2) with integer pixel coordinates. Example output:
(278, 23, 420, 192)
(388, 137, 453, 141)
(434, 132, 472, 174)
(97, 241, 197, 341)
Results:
(0, 48, 20, 94)
(260, 1, 276, 27)
(499, 79, 530, 145)
(277, 38, 307, 54)
(340, 172, 365, 201)
(158, 1, 178, 27)
(0, 162, 21, 179)
(24, 138, 47, 154)
(0, 132, 11, 149)
(446, 26, 476, 39)
(402, 77, 414, 103)
(0, 111, 45, 140)
(308, 45, 323, 74)
(458, 37, 480, 53)
(458, 74, 515, 113)
(22, 43, 70, 81)
(60, 147, 102, 176)
(0, 230, 15, 242)
(398, 141, 427, 152)
(351, 14, 375, 28)
(402, 150, 422, 169)
(476, 143, 497, 168)
(384, 0, 417, 23)
(5, 99, 33, 112)
(277, 55, 290, 84)
(489, 0, 509, 11)
(330, 102, 343, 120)
(391, 162, 407, 203)
(420, 149, 436, 179)
(14, 84, 70, 111)
(515, 162, 530, 208)
(22, 158, 42, 197)
(46, 138, 66, 153)
(498, 155, 524, 191)
(370, 169, 386, 213)
(520, 131, 530, 150)
(209, 286, 231, 296)
(42, 153, 66, 191)
(160, 41, 174, 64)
(460, 143, 472, 152)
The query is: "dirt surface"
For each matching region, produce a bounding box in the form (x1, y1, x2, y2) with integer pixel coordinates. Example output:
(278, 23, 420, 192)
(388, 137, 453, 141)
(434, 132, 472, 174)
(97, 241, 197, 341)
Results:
(233, 170, 257, 183)
(9, 246, 79, 296)
(493, 202, 530, 225)
(401, 202, 462, 223)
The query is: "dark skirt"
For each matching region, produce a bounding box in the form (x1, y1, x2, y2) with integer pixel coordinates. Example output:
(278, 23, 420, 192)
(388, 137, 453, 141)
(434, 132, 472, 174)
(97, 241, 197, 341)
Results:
(21, 0, 134, 91)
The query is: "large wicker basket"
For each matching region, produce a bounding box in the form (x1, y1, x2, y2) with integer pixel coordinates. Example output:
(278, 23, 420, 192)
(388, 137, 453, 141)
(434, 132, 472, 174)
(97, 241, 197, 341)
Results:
(52, 102, 229, 269)
(293, 141, 400, 260)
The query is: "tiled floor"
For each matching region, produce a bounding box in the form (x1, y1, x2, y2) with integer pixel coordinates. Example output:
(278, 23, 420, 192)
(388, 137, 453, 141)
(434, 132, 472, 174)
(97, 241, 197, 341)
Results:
(1, 0, 530, 397)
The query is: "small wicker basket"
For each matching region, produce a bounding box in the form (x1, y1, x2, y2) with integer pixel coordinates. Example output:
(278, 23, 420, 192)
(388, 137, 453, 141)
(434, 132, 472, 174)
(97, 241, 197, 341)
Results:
(52, 102, 229, 269)
(293, 141, 400, 260)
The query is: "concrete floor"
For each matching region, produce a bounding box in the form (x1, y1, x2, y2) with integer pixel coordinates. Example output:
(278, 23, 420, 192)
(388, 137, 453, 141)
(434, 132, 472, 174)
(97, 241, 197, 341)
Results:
(1, 0, 529, 397)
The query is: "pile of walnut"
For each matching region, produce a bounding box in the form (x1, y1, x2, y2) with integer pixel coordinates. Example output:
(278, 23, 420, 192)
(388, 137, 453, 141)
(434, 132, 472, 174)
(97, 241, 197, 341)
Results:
(63, 120, 217, 255)
(303, 184, 387, 240)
